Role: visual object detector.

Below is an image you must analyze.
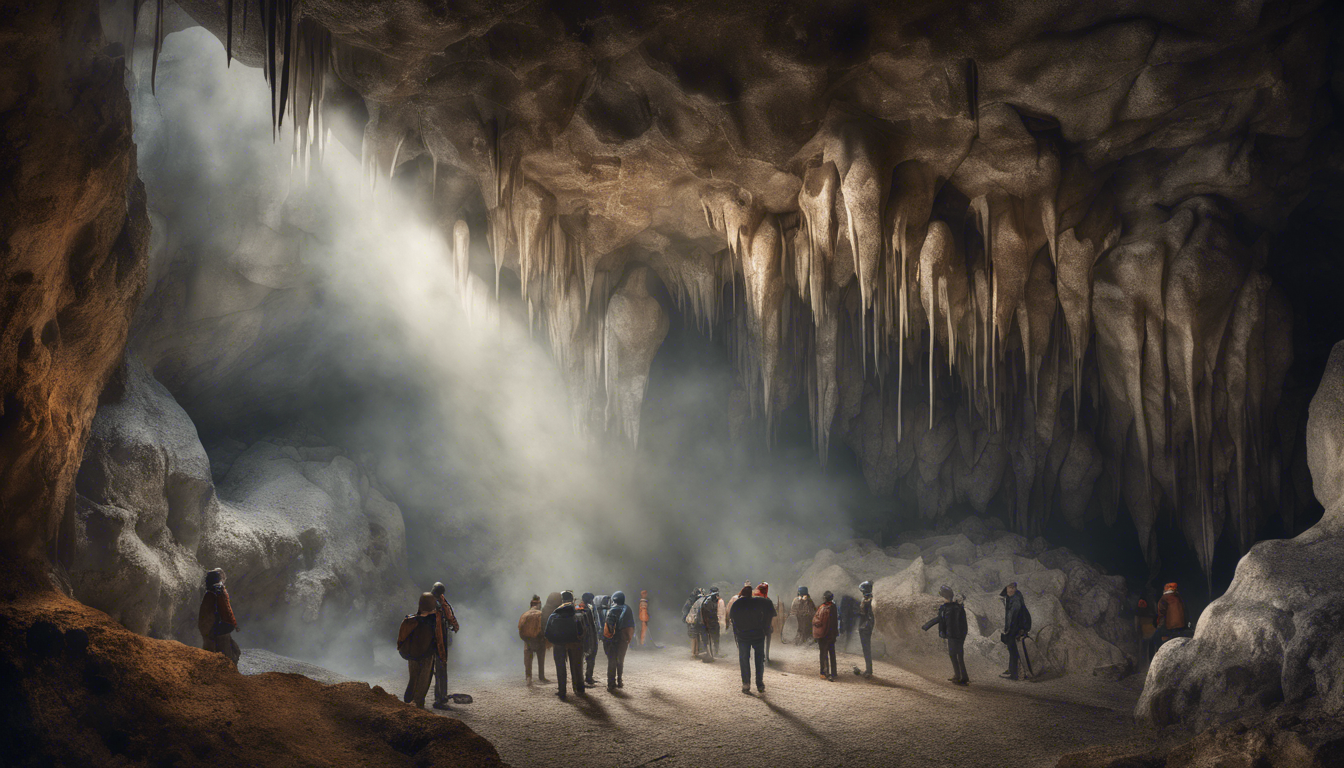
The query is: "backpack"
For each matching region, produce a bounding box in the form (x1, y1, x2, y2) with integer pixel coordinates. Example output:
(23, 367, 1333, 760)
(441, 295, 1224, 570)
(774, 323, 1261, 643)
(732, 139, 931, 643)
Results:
(685, 596, 706, 625)
(604, 604, 628, 641)
(518, 608, 543, 640)
(544, 609, 581, 645)
(397, 614, 436, 660)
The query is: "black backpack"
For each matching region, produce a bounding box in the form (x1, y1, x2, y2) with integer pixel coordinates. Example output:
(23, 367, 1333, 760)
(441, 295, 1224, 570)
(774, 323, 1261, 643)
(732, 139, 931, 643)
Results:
(544, 609, 581, 645)
(603, 604, 628, 644)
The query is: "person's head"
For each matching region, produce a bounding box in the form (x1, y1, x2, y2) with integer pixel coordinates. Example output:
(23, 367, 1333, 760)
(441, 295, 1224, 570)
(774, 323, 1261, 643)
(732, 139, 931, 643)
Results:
(1006, 582, 1017, 596)
(738, 585, 753, 599)
(613, 591, 626, 605)
(860, 581, 873, 596)
(798, 586, 808, 596)
(530, 594, 541, 608)
(822, 590, 834, 603)
(205, 568, 224, 587)
(431, 582, 446, 597)
(561, 590, 574, 603)
(709, 586, 719, 595)
(417, 592, 436, 614)
(939, 585, 954, 602)
(641, 589, 648, 599)
(1164, 582, 1179, 595)
(756, 582, 769, 598)
(582, 592, 595, 605)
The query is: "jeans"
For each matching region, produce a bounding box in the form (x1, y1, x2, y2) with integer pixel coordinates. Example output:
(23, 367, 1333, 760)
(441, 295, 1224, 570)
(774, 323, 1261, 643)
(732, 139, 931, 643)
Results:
(553, 642, 585, 696)
(948, 636, 968, 682)
(819, 638, 837, 678)
(605, 638, 629, 686)
(738, 636, 766, 687)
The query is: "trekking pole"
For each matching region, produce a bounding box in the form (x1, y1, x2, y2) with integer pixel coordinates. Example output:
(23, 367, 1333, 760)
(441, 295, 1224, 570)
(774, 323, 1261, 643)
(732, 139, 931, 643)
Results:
(1019, 633, 1035, 679)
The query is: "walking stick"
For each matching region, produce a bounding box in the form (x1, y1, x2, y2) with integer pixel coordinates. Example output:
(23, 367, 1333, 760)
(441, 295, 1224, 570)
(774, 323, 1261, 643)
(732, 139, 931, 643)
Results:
(1018, 633, 1035, 679)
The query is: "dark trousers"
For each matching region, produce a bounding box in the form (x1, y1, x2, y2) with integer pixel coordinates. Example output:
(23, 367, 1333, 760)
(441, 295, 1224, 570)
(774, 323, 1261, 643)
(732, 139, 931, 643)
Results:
(433, 654, 448, 705)
(819, 638, 837, 678)
(404, 655, 435, 707)
(706, 627, 720, 657)
(584, 646, 597, 683)
(859, 629, 873, 674)
(948, 636, 968, 682)
(553, 642, 585, 696)
(605, 639, 629, 686)
(1005, 634, 1020, 678)
(738, 636, 766, 687)
(765, 631, 772, 661)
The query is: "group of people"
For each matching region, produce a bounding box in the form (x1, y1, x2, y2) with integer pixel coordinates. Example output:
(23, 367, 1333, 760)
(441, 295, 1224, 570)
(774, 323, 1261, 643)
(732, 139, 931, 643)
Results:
(517, 590, 640, 699)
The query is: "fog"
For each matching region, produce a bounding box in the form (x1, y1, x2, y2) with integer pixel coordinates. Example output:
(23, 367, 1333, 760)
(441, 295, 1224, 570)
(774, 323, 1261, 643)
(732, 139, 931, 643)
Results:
(129, 25, 864, 674)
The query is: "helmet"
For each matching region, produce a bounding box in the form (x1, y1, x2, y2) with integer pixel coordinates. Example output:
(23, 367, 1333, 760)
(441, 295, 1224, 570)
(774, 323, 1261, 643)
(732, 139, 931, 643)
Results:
(797, 586, 808, 596)
(859, 581, 873, 595)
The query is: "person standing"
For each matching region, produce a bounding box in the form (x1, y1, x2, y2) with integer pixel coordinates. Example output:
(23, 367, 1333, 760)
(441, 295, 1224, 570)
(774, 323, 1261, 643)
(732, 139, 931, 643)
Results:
(1000, 582, 1030, 680)
(198, 568, 241, 665)
(853, 581, 875, 678)
(791, 587, 817, 646)
(603, 591, 637, 690)
(638, 590, 651, 647)
(683, 589, 704, 658)
(754, 583, 775, 661)
(813, 590, 839, 681)
(1153, 582, 1187, 654)
(518, 595, 549, 684)
(400, 593, 439, 708)
(579, 592, 599, 687)
(922, 585, 969, 685)
(545, 590, 587, 700)
(725, 582, 750, 643)
(701, 587, 722, 660)
(728, 584, 776, 695)
(429, 582, 460, 710)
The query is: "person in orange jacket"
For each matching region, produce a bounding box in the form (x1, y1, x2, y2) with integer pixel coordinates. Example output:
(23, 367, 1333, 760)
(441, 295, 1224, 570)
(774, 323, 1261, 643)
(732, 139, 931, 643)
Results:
(638, 590, 651, 647)
(813, 590, 839, 681)
(1152, 582, 1188, 655)
(198, 568, 240, 665)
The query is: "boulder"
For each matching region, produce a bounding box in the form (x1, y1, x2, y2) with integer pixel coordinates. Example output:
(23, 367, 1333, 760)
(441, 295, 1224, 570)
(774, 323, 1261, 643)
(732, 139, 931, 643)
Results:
(65, 359, 414, 664)
(794, 528, 1136, 677)
(1136, 341, 1344, 727)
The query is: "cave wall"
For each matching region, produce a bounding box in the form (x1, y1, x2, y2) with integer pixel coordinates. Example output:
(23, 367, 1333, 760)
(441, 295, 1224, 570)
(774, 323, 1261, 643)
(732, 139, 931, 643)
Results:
(0, 0, 148, 575)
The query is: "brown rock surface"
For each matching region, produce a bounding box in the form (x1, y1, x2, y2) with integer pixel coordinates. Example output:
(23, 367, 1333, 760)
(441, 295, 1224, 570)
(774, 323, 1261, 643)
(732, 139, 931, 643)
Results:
(0, 586, 506, 767)
(0, 0, 149, 572)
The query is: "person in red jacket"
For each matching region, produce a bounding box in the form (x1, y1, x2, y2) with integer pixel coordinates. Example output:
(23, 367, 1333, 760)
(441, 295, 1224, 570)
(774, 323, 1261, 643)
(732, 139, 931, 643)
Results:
(198, 568, 240, 665)
(429, 582, 460, 710)
(1152, 582, 1188, 655)
(813, 590, 839, 681)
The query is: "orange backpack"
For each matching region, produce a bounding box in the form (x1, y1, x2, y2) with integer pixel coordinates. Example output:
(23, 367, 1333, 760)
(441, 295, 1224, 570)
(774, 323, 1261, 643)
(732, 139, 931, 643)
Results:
(518, 608, 543, 640)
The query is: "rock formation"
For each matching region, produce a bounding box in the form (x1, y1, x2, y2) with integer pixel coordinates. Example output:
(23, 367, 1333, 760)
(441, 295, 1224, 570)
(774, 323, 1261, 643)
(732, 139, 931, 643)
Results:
(1136, 340, 1344, 727)
(144, 0, 1338, 580)
(63, 357, 414, 662)
(794, 518, 1135, 677)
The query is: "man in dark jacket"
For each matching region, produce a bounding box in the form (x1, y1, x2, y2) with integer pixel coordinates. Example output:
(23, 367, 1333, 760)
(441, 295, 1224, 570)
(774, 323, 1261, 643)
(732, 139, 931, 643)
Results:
(1001, 582, 1028, 680)
(579, 592, 599, 686)
(922, 585, 969, 685)
(852, 581, 875, 678)
(728, 584, 776, 694)
(702, 587, 722, 660)
(813, 590, 839, 681)
(429, 582, 460, 710)
(603, 591, 637, 690)
(546, 591, 586, 700)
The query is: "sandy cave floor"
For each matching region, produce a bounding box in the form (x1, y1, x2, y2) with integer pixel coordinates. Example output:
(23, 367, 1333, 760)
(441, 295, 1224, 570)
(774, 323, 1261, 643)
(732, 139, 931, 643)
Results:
(242, 637, 1150, 768)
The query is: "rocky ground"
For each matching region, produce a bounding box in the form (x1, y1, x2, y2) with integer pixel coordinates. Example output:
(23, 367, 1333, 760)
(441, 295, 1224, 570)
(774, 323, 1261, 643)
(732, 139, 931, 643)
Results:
(242, 638, 1148, 768)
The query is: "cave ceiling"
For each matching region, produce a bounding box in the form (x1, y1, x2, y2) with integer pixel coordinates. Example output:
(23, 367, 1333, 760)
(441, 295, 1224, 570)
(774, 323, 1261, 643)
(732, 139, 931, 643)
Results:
(157, 0, 1344, 580)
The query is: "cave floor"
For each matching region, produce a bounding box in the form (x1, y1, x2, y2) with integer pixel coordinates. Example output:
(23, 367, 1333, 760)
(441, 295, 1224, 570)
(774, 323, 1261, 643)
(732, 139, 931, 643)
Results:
(246, 639, 1150, 768)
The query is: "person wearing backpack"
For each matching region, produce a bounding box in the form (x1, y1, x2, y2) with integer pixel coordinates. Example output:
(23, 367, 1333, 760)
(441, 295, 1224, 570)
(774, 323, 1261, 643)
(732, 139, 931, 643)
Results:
(682, 589, 704, 659)
(518, 595, 549, 684)
(1000, 582, 1031, 680)
(602, 591, 637, 691)
(198, 568, 241, 665)
(922, 585, 969, 685)
(813, 590, 839, 681)
(578, 592, 599, 687)
(399, 593, 440, 708)
(544, 590, 587, 700)
(728, 584, 776, 695)
(701, 587, 721, 660)
(429, 582, 460, 710)
(789, 587, 816, 646)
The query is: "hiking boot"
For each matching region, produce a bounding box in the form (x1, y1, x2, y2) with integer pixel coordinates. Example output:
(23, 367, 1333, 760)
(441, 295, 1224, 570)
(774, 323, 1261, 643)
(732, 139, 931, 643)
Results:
(557, 692, 567, 701)
(819, 674, 829, 680)
(948, 677, 961, 682)
(432, 702, 452, 711)
(616, 680, 623, 688)
(741, 685, 751, 694)
(607, 684, 616, 693)
(1000, 673, 1018, 680)
(953, 679, 969, 686)
(828, 676, 835, 682)
(538, 677, 549, 683)
(756, 683, 765, 693)
(863, 671, 873, 679)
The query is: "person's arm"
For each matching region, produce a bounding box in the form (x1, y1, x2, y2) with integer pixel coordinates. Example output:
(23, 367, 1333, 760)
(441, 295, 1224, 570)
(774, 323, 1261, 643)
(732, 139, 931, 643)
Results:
(219, 589, 239, 629)
(921, 615, 939, 631)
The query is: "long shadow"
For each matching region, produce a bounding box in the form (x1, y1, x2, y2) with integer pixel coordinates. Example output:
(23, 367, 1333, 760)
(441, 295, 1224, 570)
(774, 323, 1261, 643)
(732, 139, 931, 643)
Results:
(567, 692, 613, 722)
(757, 697, 835, 747)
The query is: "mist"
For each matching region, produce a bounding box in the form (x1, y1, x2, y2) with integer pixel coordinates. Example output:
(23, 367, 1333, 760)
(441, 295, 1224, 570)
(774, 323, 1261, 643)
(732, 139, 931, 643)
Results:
(128, 25, 860, 675)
